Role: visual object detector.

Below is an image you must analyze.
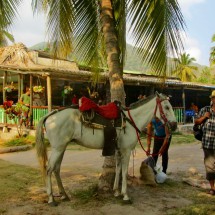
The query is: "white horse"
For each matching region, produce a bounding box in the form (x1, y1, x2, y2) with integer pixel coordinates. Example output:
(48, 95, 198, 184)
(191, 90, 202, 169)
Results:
(35, 92, 177, 206)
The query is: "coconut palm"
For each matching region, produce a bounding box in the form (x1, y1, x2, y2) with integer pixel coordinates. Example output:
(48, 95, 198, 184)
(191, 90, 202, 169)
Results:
(172, 53, 198, 81)
(210, 34, 215, 66)
(0, 29, 15, 46)
(0, 0, 19, 46)
(1, 0, 186, 190)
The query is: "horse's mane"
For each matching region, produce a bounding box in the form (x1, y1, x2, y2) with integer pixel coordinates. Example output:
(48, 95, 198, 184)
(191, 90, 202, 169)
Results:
(127, 94, 156, 110)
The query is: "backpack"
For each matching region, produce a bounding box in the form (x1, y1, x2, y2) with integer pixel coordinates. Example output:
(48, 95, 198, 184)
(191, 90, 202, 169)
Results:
(193, 106, 210, 141)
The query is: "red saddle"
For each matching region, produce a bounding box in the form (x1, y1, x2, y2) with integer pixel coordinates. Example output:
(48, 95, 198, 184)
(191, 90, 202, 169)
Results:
(79, 97, 119, 119)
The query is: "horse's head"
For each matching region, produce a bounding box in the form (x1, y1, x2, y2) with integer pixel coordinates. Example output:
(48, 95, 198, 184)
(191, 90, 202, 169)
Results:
(155, 92, 177, 132)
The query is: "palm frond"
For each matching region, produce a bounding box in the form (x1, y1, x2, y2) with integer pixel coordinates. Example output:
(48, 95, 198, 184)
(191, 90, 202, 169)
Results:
(128, 0, 186, 76)
(33, 0, 76, 57)
(0, 0, 21, 30)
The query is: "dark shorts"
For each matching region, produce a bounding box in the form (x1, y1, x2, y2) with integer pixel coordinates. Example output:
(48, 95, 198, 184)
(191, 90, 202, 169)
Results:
(203, 148, 215, 181)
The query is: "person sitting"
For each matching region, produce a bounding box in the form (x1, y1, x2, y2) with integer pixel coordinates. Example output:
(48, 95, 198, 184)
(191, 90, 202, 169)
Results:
(190, 102, 198, 113)
(71, 94, 78, 105)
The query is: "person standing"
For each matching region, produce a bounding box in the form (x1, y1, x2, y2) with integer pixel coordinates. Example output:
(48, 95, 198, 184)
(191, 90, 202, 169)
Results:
(194, 90, 215, 195)
(18, 88, 31, 128)
(146, 117, 172, 174)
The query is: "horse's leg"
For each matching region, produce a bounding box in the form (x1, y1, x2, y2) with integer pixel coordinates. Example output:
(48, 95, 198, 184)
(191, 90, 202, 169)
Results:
(54, 152, 70, 201)
(121, 150, 131, 201)
(46, 149, 66, 206)
(113, 150, 122, 197)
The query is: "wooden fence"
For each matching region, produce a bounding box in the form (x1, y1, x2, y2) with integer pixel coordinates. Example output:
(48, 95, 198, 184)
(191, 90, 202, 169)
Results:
(0, 106, 184, 127)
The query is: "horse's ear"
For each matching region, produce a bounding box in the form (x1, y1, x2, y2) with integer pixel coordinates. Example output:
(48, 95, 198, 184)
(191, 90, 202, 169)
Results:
(155, 91, 160, 97)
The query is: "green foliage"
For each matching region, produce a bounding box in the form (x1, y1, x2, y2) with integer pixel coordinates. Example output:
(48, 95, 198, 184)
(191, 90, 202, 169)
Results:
(172, 53, 198, 81)
(210, 33, 215, 66)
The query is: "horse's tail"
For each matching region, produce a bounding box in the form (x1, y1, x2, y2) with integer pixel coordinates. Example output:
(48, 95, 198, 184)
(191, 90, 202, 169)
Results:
(35, 110, 57, 182)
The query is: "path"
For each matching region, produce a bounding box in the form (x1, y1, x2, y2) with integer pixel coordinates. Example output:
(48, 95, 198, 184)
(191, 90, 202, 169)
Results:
(0, 142, 205, 177)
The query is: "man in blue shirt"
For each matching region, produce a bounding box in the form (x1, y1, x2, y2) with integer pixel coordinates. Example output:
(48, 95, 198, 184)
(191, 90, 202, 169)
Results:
(146, 117, 172, 174)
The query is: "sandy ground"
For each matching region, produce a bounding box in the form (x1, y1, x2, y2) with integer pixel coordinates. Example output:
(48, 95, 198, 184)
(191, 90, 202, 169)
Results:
(0, 142, 205, 175)
(0, 142, 208, 215)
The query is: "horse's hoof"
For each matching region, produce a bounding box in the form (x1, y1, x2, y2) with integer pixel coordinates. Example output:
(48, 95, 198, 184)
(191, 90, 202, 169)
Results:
(114, 190, 121, 198)
(61, 195, 70, 201)
(48, 201, 58, 207)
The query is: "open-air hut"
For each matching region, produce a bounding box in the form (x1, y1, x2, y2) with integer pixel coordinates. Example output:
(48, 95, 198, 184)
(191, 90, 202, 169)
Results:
(0, 43, 215, 131)
(0, 43, 90, 129)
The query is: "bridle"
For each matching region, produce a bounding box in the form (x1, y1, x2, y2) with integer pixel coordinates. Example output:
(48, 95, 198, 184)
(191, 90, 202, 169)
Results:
(125, 95, 172, 155)
(126, 96, 171, 133)
(153, 97, 172, 132)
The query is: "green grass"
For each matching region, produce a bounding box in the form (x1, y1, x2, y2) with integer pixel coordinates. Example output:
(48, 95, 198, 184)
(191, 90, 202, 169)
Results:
(0, 159, 42, 203)
(1, 135, 35, 147)
(171, 133, 196, 144)
(72, 184, 99, 204)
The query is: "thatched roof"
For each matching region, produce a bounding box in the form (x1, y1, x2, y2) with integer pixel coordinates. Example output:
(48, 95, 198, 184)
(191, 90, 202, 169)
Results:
(0, 43, 215, 90)
(0, 43, 40, 68)
(0, 43, 81, 80)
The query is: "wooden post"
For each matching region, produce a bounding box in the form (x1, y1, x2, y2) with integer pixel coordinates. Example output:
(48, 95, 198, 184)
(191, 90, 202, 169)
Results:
(3, 71, 8, 132)
(47, 75, 52, 112)
(18, 74, 23, 98)
(30, 75, 33, 128)
(3, 71, 7, 103)
(182, 87, 186, 124)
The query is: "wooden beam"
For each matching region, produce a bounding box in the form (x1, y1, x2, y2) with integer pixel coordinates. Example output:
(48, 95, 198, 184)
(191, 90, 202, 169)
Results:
(3, 71, 8, 131)
(182, 87, 186, 124)
(30, 75, 33, 127)
(47, 75, 52, 112)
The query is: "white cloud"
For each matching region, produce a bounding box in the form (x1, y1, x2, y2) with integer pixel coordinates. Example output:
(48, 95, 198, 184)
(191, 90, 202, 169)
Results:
(10, 0, 47, 47)
(183, 33, 203, 64)
(178, 0, 206, 17)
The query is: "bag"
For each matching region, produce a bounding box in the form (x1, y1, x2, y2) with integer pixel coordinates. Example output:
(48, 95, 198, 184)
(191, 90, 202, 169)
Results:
(193, 124, 203, 141)
(154, 165, 167, 183)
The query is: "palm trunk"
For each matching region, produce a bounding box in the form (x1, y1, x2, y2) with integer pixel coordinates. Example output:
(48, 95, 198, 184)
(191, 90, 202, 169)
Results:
(98, 0, 125, 191)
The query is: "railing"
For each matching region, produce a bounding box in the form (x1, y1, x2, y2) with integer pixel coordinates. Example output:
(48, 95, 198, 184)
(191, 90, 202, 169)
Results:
(0, 106, 185, 127)
(0, 106, 49, 127)
(173, 107, 184, 124)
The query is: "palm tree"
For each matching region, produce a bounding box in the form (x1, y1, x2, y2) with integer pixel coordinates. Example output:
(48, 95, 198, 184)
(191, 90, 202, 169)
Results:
(198, 66, 213, 84)
(0, 0, 18, 46)
(210, 34, 215, 66)
(172, 53, 198, 81)
(0, 29, 15, 46)
(2, 0, 186, 190)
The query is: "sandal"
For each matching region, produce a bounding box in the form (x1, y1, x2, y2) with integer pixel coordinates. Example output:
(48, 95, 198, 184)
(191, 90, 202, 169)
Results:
(207, 189, 215, 195)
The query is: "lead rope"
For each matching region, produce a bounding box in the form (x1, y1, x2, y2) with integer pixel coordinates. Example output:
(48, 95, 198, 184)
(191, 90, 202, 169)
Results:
(127, 99, 170, 157)
(132, 149, 136, 177)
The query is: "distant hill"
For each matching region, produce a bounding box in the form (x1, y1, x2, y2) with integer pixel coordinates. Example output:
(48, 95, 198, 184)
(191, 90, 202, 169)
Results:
(29, 42, 206, 75)
(29, 42, 48, 51)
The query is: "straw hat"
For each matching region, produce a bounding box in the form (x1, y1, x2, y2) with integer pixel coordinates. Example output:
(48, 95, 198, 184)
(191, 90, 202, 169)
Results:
(210, 90, 215, 98)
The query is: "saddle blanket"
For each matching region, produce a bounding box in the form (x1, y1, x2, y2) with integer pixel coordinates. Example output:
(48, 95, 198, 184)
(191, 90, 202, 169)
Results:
(79, 96, 119, 119)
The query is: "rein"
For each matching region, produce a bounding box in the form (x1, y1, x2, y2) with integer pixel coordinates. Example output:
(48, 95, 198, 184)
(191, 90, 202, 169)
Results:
(126, 96, 171, 156)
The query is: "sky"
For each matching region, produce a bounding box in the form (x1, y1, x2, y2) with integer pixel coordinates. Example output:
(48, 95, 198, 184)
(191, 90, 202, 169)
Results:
(11, 0, 215, 66)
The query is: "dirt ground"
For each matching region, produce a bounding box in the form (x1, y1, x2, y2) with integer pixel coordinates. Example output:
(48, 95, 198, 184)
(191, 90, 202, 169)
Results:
(0, 142, 212, 215)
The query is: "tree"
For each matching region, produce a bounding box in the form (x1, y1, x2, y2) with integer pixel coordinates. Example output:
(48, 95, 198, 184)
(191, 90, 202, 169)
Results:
(0, 0, 17, 46)
(2, 0, 186, 190)
(210, 34, 215, 66)
(0, 28, 15, 46)
(172, 53, 198, 81)
(198, 66, 215, 84)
